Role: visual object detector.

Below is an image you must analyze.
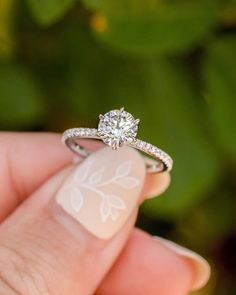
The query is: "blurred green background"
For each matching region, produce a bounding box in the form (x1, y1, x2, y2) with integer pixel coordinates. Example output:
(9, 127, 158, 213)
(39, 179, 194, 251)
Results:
(1, 0, 236, 294)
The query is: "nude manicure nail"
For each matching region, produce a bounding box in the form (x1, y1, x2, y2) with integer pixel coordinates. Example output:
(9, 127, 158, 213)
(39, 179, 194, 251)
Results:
(56, 146, 146, 239)
(155, 236, 211, 291)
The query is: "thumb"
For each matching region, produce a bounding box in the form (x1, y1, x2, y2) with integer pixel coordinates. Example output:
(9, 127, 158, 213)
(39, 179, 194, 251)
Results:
(0, 146, 151, 294)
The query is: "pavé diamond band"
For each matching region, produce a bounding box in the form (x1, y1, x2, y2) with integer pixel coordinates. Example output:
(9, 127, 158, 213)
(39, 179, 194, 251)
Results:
(62, 108, 173, 173)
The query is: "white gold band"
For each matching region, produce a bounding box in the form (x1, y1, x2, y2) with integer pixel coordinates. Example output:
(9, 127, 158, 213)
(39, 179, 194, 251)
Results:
(62, 128, 173, 173)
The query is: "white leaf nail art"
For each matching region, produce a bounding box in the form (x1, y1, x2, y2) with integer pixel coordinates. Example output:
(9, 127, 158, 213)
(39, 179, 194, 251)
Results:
(70, 188, 83, 212)
(100, 197, 110, 222)
(115, 177, 140, 189)
(65, 159, 139, 222)
(100, 194, 126, 222)
(88, 167, 104, 185)
(74, 159, 93, 183)
(108, 195, 126, 210)
(114, 160, 131, 179)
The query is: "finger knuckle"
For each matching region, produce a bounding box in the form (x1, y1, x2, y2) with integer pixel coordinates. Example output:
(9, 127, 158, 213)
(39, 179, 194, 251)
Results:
(0, 241, 54, 295)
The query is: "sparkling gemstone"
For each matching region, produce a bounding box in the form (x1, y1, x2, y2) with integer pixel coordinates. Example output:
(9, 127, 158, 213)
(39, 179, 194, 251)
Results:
(98, 108, 139, 149)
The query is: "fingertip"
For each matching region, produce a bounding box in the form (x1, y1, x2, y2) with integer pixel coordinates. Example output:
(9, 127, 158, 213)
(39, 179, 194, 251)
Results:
(141, 172, 171, 200)
(155, 236, 211, 291)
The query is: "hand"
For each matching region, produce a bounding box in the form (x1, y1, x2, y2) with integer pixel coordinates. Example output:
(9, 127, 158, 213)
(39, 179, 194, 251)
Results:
(0, 133, 210, 295)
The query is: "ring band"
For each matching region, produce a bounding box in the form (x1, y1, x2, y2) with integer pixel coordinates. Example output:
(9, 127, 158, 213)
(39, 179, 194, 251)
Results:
(62, 108, 173, 173)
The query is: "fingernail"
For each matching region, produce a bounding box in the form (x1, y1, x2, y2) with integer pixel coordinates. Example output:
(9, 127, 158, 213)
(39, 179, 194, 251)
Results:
(155, 237, 211, 291)
(56, 146, 146, 239)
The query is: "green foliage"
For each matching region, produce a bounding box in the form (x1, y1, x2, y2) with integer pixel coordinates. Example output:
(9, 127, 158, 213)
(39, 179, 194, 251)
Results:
(26, 0, 77, 25)
(0, 0, 15, 58)
(0, 64, 45, 128)
(139, 60, 220, 218)
(89, 0, 220, 56)
(203, 36, 236, 159)
(0, 1, 236, 292)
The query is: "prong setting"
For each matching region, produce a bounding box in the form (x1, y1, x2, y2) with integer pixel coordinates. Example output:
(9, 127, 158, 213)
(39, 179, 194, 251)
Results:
(135, 118, 140, 125)
(98, 108, 139, 150)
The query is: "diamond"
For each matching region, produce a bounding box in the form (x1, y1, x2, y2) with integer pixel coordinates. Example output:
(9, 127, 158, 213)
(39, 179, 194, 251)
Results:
(150, 146, 156, 153)
(98, 108, 139, 150)
(146, 143, 152, 151)
(138, 140, 146, 149)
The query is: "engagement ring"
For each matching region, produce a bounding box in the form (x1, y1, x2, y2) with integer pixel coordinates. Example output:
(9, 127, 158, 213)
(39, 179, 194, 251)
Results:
(62, 108, 173, 173)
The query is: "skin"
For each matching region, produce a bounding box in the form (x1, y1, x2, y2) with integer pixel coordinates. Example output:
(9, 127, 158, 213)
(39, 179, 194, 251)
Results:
(0, 132, 195, 295)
